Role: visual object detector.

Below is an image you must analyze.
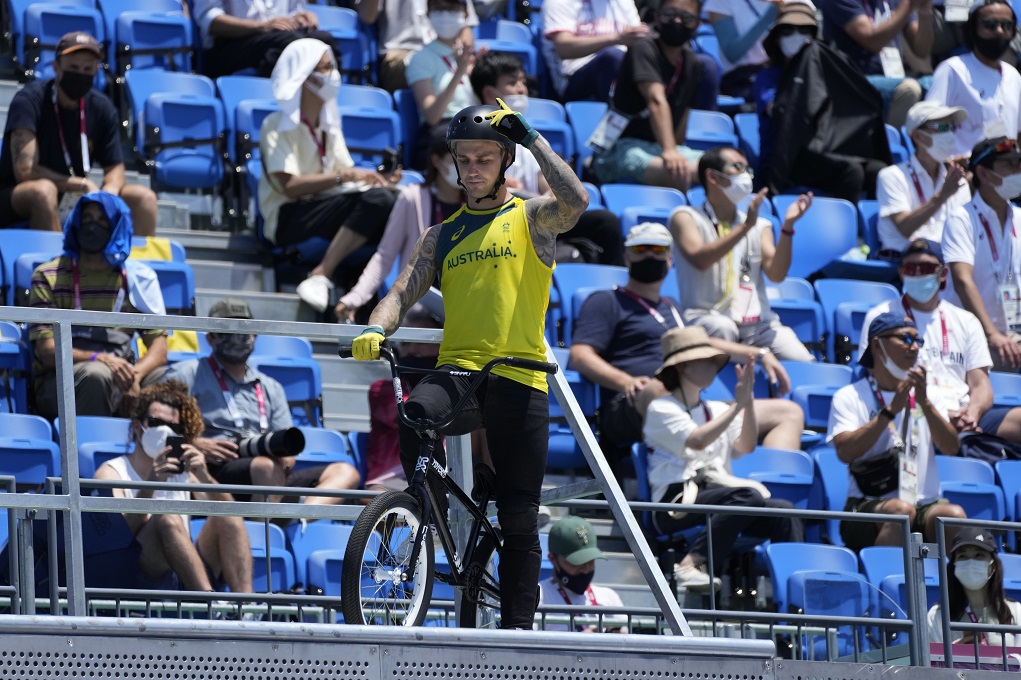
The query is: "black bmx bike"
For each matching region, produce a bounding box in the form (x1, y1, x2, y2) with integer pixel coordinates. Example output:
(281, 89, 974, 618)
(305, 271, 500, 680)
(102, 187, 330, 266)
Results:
(337, 345, 557, 627)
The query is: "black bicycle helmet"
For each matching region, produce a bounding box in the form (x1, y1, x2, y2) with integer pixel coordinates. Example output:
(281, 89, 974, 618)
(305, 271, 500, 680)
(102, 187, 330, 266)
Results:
(446, 105, 516, 203)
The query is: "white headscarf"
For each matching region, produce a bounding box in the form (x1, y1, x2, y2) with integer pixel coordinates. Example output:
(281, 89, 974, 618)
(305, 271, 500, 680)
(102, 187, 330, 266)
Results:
(271, 38, 339, 133)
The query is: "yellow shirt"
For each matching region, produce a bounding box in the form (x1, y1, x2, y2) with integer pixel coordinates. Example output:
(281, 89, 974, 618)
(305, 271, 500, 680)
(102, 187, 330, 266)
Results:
(435, 197, 553, 392)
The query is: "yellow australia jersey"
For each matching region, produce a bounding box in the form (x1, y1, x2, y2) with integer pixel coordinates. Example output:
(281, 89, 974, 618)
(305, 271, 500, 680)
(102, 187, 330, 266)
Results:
(435, 196, 553, 392)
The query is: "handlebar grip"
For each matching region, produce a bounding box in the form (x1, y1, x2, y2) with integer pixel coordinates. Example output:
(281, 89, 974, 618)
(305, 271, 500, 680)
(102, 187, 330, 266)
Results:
(502, 357, 559, 374)
(339, 347, 354, 359)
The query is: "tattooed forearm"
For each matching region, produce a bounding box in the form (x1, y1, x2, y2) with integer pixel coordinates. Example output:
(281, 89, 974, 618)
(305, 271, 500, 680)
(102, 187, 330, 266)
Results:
(10, 129, 37, 182)
(368, 227, 439, 334)
(525, 136, 588, 237)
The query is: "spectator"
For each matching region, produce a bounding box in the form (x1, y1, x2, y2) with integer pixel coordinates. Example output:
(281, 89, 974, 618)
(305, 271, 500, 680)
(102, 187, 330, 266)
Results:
(258, 40, 398, 315)
(29, 192, 167, 420)
(644, 326, 804, 592)
(537, 515, 628, 632)
(570, 222, 803, 468)
(356, 0, 478, 92)
(670, 146, 816, 361)
(757, 2, 892, 202)
(876, 102, 971, 258)
(942, 136, 1021, 372)
(820, 0, 932, 128)
(0, 32, 157, 234)
(165, 298, 361, 505)
(591, 0, 706, 190)
(194, 0, 339, 79)
(95, 380, 254, 596)
(927, 526, 1021, 646)
(860, 239, 1021, 443)
(827, 312, 965, 552)
(926, 0, 1021, 159)
(469, 51, 625, 265)
(704, 0, 778, 100)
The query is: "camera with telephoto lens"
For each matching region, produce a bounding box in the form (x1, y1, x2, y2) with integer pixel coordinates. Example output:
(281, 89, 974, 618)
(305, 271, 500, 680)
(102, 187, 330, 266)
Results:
(236, 428, 305, 458)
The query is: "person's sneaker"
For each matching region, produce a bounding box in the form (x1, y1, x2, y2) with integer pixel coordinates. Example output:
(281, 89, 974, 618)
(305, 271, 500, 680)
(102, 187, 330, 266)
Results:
(296, 275, 334, 313)
(674, 562, 722, 593)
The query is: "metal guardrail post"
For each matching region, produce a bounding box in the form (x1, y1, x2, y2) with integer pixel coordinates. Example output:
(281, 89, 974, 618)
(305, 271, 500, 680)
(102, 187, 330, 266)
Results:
(909, 533, 930, 667)
(448, 433, 473, 627)
(16, 508, 35, 615)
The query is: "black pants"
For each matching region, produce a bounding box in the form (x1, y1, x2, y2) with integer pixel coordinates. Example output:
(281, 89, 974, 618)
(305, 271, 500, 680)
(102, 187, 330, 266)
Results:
(397, 367, 549, 629)
(204, 28, 340, 79)
(561, 209, 625, 266)
(275, 188, 396, 248)
(654, 485, 803, 574)
(789, 149, 886, 204)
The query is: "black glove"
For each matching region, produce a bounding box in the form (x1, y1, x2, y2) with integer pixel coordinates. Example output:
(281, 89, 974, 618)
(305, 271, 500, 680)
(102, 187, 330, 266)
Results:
(471, 462, 497, 504)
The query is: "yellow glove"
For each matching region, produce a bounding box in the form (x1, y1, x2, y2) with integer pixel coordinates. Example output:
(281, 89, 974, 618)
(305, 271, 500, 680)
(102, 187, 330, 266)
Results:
(352, 325, 385, 361)
(485, 97, 538, 148)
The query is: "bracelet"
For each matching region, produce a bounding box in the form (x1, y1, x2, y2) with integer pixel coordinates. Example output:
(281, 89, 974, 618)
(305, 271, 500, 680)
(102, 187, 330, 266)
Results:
(879, 407, 895, 422)
(80, 177, 88, 193)
(781, 227, 795, 236)
(89, 352, 99, 362)
(335, 170, 342, 185)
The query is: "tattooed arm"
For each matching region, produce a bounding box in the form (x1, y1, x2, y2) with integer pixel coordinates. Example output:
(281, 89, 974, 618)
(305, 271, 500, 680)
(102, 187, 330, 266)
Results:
(368, 226, 440, 335)
(10, 128, 90, 192)
(523, 136, 589, 265)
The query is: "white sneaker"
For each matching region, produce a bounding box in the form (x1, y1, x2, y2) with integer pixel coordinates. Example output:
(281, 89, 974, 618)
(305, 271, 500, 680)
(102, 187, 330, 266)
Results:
(296, 275, 334, 313)
(674, 562, 722, 593)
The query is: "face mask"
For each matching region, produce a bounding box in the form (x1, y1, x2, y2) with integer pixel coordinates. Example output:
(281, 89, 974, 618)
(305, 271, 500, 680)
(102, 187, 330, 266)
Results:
(431, 11, 467, 40)
(438, 159, 460, 187)
(305, 70, 341, 102)
(779, 34, 811, 59)
(973, 35, 1012, 62)
(59, 70, 94, 101)
(140, 425, 175, 460)
(955, 558, 992, 591)
(902, 273, 940, 304)
(555, 562, 595, 595)
(924, 130, 957, 163)
(77, 220, 111, 254)
(993, 171, 1021, 200)
(629, 256, 670, 283)
(500, 94, 529, 114)
(878, 340, 910, 381)
(658, 22, 695, 47)
(213, 333, 256, 365)
(717, 171, 754, 205)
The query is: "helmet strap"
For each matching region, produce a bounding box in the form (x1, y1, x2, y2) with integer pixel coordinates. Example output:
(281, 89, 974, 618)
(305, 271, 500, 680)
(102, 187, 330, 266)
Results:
(448, 145, 514, 206)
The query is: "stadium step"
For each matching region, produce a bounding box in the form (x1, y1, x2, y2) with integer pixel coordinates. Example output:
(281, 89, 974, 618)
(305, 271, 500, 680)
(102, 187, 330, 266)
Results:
(190, 260, 266, 293)
(195, 288, 315, 322)
(319, 354, 389, 434)
(159, 228, 266, 265)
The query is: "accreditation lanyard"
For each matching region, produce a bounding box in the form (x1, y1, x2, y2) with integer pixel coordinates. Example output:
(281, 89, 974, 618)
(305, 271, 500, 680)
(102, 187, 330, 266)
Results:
(53, 93, 90, 177)
(901, 296, 949, 357)
(965, 606, 990, 645)
(867, 374, 915, 450)
(556, 581, 598, 606)
(977, 208, 1018, 284)
(207, 355, 267, 433)
(703, 203, 751, 304)
(861, 0, 890, 23)
(908, 166, 929, 205)
(615, 287, 683, 328)
(665, 54, 685, 97)
(72, 260, 127, 312)
(301, 115, 327, 169)
(691, 399, 712, 423)
(440, 55, 470, 86)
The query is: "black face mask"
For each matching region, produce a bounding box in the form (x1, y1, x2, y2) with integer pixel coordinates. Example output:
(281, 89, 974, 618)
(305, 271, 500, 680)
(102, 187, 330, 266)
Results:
(629, 257, 669, 283)
(658, 22, 695, 47)
(59, 70, 94, 101)
(555, 563, 596, 595)
(77, 220, 111, 254)
(973, 34, 1012, 61)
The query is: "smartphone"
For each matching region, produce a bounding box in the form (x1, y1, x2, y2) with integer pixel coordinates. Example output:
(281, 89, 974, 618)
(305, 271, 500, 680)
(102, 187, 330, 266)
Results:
(378, 147, 402, 176)
(166, 435, 185, 466)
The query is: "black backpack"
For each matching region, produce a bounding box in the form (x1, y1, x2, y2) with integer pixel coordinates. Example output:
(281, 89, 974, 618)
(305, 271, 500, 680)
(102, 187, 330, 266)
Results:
(958, 433, 1021, 465)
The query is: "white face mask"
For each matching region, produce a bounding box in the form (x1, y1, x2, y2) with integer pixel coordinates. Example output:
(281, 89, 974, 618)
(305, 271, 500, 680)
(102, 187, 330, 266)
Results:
(306, 70, 341, 102)
(878, 340, 910, 381)
(955, 558, 992, 591)
(140, 425, 175, 460)
(500, 94, 529, 114)
(779, 34, 811, 59)
(717, 170, 753, 205)
(438, 159, 460, 187)
(431, 11, 467, 40)
(924, 130, 957, 163)
(902, 273, 940, 304)
(993, 171, 1021, 200)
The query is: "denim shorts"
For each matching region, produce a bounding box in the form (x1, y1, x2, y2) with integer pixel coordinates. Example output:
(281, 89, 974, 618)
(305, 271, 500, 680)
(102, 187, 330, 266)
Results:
(592, 138, 703, 185)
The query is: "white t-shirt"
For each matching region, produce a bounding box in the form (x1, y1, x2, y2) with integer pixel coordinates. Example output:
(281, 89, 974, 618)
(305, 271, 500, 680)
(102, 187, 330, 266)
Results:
(643, 396, 743, 504)
(536, 578, 627, 631)
(928, 599, 1021, 646)
(826, 377, 940, 503)
(876, 154, 971, 253)
(942, 192, 1021, 333)
(541, 0, 641, 94)
(102, 455, 191, 528)
(926, 53, 1021, 157)
(195, 0, 305, 48)
(506, 146, 543, 195)
(702, 0, 771, 73)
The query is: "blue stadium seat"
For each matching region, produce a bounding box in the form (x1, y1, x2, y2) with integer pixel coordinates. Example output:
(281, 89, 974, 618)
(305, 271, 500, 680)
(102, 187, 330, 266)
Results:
(763, 283, 826, 360)
(766, 277, 815, 301)
(630, 442, 703, 550)
(856, 199, 882, 255)
(13, 251, 58, 307)
(939, 481, 1006, 522)
(1002, 553, 1021, 602)
(788, 569, 871, 658)
(475, 39, 538, 74)
(346, 430, 369, 485)
(23, 2, 105, 83)
(0, 413, 61, 485)
(108, 5, 192, 74)
(813, 279, 901, 364)
(811, 446, 848, 546)
(599, 184, 687, 232)
(0, 229, 65, 307)
(308, 4, 373, 83)
(565, 101, 607, 176)
(885, 125, 908, 164)
(730, 447, 814, 509)
(996, 460, 1021, 525)
(548, 263, 628, 347)
(770, 196, 858, 281)
(243, 520, 297, 592)
(766, 542, 859, 616)
(292, 427, 357, 476)
(248, 355, 323, 427)
(336, 84, 393, 110)
(532, 118, 575, 163)
(684, 110, 739, 151)
(234, 97, 279, 221)
(527, 97, 567, 122)
(72, 415, 132, 478)
(143, 260, 196, 315)
(0, 322, 29, 414)
(143, 92, 227, 191)
(215, 75, 273, 164)
(581, 182, 604, 210)
(549, 347, 598, 418)
(936, 456, 995, 484)
(285, 520, 354, 586)
(547, 348, 596, 470)
(783, 361, 854, 431)
(124, 70, 216, 155)
(989, 372, 1021, 408)
(253, 336, 313, 358)
(394, 89, 421, 169)
(734, 112, 760, 171)
(859, 544, 940, 651)
(338, 105, 402, 169)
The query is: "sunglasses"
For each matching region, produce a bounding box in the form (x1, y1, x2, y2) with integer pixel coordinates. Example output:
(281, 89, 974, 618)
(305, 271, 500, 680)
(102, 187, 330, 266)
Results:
(972, 138, 1019, 166)
(900, 261, 942, 276)
(629, 244, 670, 254)
(884, 334, 925, 348)
(147, 416, 183, 434)
(718, 162, 755, 177)
(658, 9, 700, 25)
(978, 18, 1016, 31)
(920, 121, 957, 133)
(777, 25, 816, 36)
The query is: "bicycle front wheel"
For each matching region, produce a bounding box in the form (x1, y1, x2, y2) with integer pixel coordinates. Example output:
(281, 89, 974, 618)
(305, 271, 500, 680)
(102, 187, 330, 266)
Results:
(457, 534, 501, 628)
(341, 490, 435, 626)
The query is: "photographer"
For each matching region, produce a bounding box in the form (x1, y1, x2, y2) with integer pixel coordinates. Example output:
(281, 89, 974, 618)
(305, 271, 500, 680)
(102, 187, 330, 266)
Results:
(95, 380, 254, 595)
(165, 298, 361, 506)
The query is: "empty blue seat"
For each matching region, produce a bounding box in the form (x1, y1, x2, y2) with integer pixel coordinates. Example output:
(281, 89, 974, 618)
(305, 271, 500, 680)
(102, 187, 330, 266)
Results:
(285, 520, 354, 586)
(112, 8, 192, 74)
(766, 542, 859, 616)
(475, 39, 538, 74)
(599, 184, 686, 232)
(292, 427, 357, 475)
(308, 4, 373, 83)
(734, 112, 760, 171)
(0, 322, 29, 414)
(338, 105, 402, 169)
(685, 109, 739, 151)
(244, 521, 297, 592)
(253, 336, 313, 358)
(215, 75, 273, 164)
(143, 92, 227, 191)
(565, 101, 607, 176)
(143, 260, 196, 315)
(814, 279, 901, 364)
(248, 355, 323, 427)
(731, 447, 814, 509)
(1002, 553, 1021, 602)
(336, 84, 393, 110)
(811, 446, 848, 546)
(996, 460, 1021, 523)
(771, 196, 858, 281)
(394, 89, 421, 169)
(0, 413, 61, 485)
(527, 97, 566, 122)
(124, 69, 216, 155)
(783, 361, 854, 430)
(0, 229, 65, 307)
(71, 415, 132, 478)
(788, 569, 871, 659)
(885, 125, 908, 164)
(989, 372, 1021, 408)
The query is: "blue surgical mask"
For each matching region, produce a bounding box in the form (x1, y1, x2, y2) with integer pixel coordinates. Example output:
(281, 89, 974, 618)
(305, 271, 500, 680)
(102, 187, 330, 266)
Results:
(902, 274, 940, 304)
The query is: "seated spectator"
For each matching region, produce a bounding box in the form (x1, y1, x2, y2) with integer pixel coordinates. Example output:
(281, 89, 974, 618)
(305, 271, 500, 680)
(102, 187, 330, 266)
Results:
(820, 0, 932, 128)
(827, 312, 965, 552)
(95, 380, 254, 595)
(537, 515, 627, 632)
(591, 0, 704, 190)
(165, 298, 361, 505)
(644, 326, 804, 592)
(257, 40, 399, 314)
(757, 2, 892, 202)
(928, 526, 1021, 646)
(469, 51, 625, 266)
(926, 0, 1021, 159)
(876, 102, 971, 258)
(0, 32, 157, 234)
(570, 222, 803, 468)
(29, 192, 167, 420)
(704, 0, 778, 100)
(194, 0, 339, 79)
(671, 146, 816, 361)
(942, 136, 1021, 372)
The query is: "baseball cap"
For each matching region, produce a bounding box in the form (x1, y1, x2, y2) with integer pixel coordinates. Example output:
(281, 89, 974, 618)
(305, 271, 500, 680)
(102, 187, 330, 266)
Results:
(950, 526, 997, 555)
(904, 101, 967, 135)
(858, 312, 916, 369)
(56, 32, 103, 60)
(208, 298, 253, 319)
(548, 516, 605, 565)
(903, 238, 945, 265)
(624, 222, 672, 248)
(970, 136, 1021, 171)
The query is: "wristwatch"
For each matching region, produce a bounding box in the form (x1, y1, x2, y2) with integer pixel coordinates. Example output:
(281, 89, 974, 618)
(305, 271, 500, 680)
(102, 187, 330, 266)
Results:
(757, 347, 769, 358)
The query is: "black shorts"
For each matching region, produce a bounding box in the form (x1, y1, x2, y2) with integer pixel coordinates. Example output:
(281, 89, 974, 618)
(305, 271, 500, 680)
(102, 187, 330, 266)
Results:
(209, 458, 326, 501)
(0, 186, 28, 228)
(275, 187, 395, 247)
